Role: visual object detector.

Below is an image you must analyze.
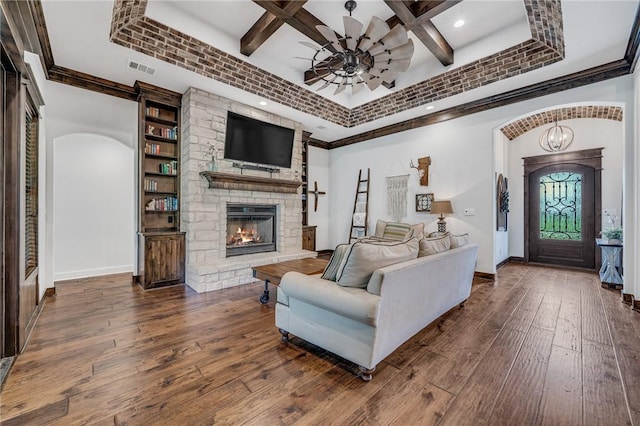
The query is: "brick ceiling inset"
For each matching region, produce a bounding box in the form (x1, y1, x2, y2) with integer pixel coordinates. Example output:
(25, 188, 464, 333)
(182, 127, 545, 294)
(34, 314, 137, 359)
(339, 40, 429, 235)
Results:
(500, 105, 624, 141)
(110, 0, 565, 129)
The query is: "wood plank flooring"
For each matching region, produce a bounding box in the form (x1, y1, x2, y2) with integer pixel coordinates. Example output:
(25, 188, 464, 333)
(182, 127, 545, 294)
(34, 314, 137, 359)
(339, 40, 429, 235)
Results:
(1, 264, 638, 425)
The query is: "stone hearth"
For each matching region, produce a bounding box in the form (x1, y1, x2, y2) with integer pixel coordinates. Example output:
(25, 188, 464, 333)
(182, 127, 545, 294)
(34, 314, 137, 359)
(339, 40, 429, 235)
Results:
(180, 88, 315, 293)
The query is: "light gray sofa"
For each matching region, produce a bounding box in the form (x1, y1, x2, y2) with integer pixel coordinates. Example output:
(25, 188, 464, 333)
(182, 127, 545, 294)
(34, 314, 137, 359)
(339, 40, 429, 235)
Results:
(275, 242, 479, 380)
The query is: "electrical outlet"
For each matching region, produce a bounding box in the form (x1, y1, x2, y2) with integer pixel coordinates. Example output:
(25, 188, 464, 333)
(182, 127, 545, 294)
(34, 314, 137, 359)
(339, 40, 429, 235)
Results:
(464, 208, 475, 216)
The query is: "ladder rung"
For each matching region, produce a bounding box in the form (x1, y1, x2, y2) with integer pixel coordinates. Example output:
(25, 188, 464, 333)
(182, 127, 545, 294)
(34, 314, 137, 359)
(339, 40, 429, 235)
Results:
(359, 180, 368, 183)
(357, 191, 368, 193)
(351, 226, 365, 228)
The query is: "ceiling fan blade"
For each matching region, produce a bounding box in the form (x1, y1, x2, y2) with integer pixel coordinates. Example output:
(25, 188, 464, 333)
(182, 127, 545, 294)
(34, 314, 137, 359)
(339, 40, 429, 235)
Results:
(373, 39, 415, 62)
(351, 75, 365, 95)
(380, 71, 398, 84)
(358, 16, 390, 52)
(343, 16, 363, 51)
(299, 41, 322, 51)
(385, 58, 411, 72)
(334, 79, 348, 95)
(368, 25, 409, 56)
(363, 73, 383, 91)
(316, 25, 344, 52)
(316, 75, 337, 91)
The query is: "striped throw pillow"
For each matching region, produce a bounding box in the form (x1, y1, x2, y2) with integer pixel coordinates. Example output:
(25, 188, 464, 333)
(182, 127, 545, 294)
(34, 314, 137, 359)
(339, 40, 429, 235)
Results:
(321, 243, 352, 281)
(382, 222, 412, 241)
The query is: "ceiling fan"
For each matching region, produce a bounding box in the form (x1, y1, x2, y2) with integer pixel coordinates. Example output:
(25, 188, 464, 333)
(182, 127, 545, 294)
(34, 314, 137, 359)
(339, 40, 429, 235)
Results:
(300, 0, 414, 96)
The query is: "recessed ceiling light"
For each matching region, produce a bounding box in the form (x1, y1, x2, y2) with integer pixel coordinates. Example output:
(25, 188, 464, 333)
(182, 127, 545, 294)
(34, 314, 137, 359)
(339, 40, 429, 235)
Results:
(259, 101, 267, 106)
(454, 19, 465, 28)
(426, 105, 434, 110)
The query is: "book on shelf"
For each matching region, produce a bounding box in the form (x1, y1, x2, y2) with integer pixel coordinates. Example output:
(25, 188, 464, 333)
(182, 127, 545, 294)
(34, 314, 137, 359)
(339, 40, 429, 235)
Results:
(146, 106, 160, 118)
(145, 143, 161, 155)
(158, 160, 178, 175)
(145, 196, 178, 211)
(144, 179, 158, 192)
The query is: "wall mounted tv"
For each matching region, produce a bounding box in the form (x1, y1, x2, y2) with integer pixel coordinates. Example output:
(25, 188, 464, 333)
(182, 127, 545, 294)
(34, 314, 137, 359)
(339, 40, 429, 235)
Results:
(223, 111, 295, 169)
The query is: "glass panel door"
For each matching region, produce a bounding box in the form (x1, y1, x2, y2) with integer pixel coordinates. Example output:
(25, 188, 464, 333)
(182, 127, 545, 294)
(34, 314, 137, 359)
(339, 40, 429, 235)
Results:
(539, 172, 582, 241)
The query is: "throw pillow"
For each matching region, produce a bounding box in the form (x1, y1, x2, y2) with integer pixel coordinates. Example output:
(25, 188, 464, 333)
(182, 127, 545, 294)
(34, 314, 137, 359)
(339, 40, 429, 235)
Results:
(449, 233, 470, 248)
(321, 243, 352, 281)
(375, 220, 425, 241)
(336, 238, 419, 288)
(418, 235, 451, 257)
(382, 222, 412, 240)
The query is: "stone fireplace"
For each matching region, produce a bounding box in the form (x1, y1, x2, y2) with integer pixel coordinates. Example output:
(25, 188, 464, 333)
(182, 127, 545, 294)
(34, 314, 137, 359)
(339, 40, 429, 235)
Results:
(226, 204, 276, 257)
(180, 88, 315, 293)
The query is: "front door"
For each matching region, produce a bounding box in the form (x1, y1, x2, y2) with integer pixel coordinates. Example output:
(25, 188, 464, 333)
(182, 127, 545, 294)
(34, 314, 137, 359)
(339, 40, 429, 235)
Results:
(528, 163, 596, 269)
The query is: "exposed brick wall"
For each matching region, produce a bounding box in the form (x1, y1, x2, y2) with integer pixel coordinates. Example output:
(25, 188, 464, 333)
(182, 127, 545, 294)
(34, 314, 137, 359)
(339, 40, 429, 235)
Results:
(110, 0, 565, 129)
(500, 105, 624, 140)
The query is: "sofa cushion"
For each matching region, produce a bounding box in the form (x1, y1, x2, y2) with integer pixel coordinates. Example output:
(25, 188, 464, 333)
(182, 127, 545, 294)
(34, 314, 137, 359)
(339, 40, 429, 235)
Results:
(280, 272, 381, 325)
(374, 220, 425, 241)
(418, 235, 451, 257)
(450, 233, 470, 248)
(336, 238, 419, 288)
(321, 243, 352, 281)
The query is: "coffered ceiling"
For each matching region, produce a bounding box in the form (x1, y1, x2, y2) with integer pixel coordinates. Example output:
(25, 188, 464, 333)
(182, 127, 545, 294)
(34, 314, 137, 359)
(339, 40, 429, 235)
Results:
(39, 0, 639, 142)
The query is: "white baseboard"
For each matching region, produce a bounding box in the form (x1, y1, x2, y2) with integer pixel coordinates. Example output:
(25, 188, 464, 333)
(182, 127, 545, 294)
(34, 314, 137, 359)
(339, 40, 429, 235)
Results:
(54, 265, 134, 282)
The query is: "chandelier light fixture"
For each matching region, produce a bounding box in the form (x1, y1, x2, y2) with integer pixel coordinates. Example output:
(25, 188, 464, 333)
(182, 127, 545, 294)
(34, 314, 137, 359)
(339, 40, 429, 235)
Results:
(300, 0, 414, 95)
(538, 115, 574, 152)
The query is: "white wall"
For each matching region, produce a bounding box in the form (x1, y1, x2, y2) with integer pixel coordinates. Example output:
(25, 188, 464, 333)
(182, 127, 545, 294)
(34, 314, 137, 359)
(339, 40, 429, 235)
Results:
(507, 114, 624, 258)
(45, 81, 138, 282)
(308, 146, 330, 250)
(328, 75, 634, 274)
(329, 116, 494, 272)
(494, 132, 510, 265)
(52, 134, 134, 280)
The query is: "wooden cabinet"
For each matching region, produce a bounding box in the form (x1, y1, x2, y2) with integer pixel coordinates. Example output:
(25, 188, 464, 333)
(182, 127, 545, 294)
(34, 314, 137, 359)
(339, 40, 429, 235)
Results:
(138, 232, 185, 289)
(302, 226, 316, 251)
(135, 82, 185, 289)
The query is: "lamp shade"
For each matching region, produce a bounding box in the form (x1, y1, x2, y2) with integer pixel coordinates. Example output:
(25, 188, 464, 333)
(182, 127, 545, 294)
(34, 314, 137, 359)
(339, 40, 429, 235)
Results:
(430, 200, 453, 215)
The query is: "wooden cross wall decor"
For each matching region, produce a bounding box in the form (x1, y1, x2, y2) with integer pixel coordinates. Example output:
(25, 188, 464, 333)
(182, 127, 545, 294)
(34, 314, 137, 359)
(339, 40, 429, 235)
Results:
(308, 181, 326, 212)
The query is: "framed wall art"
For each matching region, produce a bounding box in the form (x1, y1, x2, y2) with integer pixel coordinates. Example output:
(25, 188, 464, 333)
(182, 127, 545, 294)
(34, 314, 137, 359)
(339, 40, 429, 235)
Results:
(415, 193, 434, 212)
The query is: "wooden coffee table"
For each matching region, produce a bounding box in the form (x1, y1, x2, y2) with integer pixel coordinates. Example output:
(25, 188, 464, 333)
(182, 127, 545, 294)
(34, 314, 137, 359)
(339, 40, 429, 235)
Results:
(252, 257, 328, 304)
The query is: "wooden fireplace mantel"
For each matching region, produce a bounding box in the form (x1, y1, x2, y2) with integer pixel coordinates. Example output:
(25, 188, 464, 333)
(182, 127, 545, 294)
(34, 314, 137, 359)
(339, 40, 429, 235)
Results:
(200, 171, 302, 194)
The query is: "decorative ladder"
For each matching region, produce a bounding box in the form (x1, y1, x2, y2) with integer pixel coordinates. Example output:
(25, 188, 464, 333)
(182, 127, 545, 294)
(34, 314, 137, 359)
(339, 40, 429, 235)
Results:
(349, 168, 370, 242)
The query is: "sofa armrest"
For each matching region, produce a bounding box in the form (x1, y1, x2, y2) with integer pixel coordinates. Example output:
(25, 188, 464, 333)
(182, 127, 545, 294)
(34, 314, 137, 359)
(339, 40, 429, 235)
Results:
(280, 272, 381, 326)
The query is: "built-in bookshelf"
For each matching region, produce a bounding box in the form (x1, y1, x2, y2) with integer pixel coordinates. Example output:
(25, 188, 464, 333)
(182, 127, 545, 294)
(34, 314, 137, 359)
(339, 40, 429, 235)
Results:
(135, 81, 185, 289)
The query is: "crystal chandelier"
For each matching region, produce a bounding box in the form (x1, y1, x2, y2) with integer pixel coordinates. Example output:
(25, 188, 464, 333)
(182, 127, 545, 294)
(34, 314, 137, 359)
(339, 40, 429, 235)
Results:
(301, 1, 414, 95)
(538, 117, 574, 152)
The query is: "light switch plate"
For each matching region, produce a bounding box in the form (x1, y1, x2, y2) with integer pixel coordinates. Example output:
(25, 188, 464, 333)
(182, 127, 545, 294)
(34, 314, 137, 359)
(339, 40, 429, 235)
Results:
(464, 208, 475, 216)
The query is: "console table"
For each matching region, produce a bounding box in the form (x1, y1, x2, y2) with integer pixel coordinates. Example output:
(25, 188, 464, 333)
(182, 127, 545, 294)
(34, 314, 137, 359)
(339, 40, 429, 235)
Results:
(596, 238, 623, 289)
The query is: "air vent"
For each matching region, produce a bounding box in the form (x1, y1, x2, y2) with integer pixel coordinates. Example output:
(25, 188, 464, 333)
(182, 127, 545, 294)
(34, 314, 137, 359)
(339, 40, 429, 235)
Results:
(316, 125, 327, 130)
(127, 59, 156, 76)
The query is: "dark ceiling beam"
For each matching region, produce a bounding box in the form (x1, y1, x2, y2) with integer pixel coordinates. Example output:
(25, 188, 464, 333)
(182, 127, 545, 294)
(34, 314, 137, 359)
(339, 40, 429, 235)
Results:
(384, 0, 454, 66)
(413, 1, 461, 23)
(252, 0, 335, 51)
(48, 65, 138, 101)
(241, 1, 307, 56)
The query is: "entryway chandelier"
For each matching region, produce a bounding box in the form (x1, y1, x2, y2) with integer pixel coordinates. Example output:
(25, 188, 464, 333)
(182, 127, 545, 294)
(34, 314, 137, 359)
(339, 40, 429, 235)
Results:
(538, 116, 574, 152)
(300, 1, 414, 95)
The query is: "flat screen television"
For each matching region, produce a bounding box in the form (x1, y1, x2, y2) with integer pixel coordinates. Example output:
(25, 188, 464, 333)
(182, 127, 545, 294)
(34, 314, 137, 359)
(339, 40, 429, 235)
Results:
(223, 111, 295, 168)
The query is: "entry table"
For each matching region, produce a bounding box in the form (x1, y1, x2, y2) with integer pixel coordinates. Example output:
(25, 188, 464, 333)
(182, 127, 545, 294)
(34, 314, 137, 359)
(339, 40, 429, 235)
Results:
(596, 238, 623, 289)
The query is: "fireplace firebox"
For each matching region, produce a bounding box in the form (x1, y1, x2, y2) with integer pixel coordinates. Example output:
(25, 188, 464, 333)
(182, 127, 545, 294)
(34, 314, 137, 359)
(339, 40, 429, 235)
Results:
(226, 204, 276, 257)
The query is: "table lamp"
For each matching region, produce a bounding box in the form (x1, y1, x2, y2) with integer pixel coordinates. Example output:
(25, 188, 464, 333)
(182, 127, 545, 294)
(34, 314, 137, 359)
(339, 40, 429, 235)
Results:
(431, 200, 454, 233)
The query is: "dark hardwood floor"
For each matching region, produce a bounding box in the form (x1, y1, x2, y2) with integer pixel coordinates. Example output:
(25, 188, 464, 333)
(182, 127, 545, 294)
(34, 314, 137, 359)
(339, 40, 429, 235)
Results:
(1, 264, 638, 425)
